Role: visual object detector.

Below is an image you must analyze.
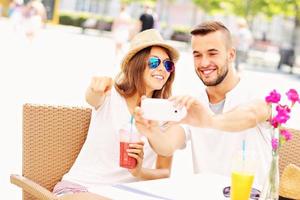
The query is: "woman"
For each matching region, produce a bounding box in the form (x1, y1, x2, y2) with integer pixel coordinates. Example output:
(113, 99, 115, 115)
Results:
(112, 4, 132, 56)
(53, 29, 179, 196)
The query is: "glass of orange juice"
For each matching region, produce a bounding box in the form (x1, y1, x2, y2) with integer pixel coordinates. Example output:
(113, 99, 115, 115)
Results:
(230, 151, 257, 200)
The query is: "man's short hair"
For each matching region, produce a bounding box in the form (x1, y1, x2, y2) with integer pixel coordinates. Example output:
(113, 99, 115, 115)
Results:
(190, 21, 232, 47)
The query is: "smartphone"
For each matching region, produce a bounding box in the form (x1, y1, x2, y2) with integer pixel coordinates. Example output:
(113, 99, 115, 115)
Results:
(141, 98, 187, 121)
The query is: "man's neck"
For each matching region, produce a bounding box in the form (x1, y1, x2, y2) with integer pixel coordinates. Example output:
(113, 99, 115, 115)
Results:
(206, 69, 240, 104)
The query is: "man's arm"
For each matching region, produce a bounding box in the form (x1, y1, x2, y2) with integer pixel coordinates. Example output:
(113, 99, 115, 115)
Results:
(211, 99, 271, 131)
(169, 96, 271, 132)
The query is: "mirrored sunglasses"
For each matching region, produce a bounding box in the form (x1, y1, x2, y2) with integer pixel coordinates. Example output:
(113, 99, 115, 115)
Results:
(223, 186, 261, 199)
(148, 57, 175, 73)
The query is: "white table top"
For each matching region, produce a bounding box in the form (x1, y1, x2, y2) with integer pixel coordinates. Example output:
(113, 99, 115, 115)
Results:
(89, 173, 231, 200)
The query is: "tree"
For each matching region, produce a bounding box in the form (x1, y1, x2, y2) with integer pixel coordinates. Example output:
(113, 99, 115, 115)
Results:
(192, 0, 300, 66)
(192, 0, 299, 23)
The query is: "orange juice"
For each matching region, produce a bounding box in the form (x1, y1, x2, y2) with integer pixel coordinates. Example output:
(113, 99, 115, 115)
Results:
(231, 171, 254, 200)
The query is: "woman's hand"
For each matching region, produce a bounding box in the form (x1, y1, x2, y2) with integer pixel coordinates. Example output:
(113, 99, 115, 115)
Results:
(86, 76, 113, 109)
(89, 76, 113, 95)
(127, 141, 145, 178)
(134, 106, 161, 138)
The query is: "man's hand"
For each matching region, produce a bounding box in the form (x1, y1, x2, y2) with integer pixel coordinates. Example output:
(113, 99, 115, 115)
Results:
(169, 95, 214, 127)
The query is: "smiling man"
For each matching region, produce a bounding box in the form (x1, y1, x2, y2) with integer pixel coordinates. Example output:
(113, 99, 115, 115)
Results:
(134, 21, 272, 187)
(191, 22, 235, 94)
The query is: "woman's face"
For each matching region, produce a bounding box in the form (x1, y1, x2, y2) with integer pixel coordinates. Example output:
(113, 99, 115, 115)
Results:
(143, 46, 174, 96)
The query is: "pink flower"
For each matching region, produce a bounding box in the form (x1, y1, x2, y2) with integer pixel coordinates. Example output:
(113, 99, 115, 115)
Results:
(286, 89, 299, 105)
(265, 90, 281, 104)
(272, 113, 290, 125)
(280, 129, 292, 141)
(276, 104, 291, 114)
(271, 138, 279, 150)
(265, 89, 297, 153)
(271, 118, 279, 128)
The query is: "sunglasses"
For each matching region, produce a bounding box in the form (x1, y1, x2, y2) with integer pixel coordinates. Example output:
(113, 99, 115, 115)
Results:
(223, 186, 261, 199)
(148, 56, 175, 73)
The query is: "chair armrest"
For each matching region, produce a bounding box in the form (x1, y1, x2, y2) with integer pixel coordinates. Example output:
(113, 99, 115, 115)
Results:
(10, 174, 58, 200)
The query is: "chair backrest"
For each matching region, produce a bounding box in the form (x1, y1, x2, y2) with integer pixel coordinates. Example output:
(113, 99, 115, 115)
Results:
(279, 128, 300, 175)
(22, 104, 92, 200)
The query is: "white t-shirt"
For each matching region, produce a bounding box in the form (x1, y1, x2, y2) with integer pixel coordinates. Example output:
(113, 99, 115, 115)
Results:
(183, 78, 272, 187)
(62, 87, 156, 189)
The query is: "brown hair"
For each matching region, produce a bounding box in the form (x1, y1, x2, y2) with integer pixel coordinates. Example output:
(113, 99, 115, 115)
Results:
(115, 46, 175, 101)
(190, 21, 232, 48)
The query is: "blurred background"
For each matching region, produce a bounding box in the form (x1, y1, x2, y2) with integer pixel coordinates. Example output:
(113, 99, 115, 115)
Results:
(0, 0, 299, 199)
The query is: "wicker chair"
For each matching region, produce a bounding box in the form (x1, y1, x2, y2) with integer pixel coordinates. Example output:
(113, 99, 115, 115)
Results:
(279, 128, 300, 175)
(10, 104, 108, 200)
(278, 129, 300, 200)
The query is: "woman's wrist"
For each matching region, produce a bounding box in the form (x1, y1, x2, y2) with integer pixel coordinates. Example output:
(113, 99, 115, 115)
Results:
(133, 168, 143, 179)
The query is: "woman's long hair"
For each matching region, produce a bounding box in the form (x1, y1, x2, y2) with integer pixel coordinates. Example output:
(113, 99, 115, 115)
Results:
(115, 46, 175, 103)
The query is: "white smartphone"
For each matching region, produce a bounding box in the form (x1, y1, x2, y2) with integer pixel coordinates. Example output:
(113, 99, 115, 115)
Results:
(141, 98, 187, 122)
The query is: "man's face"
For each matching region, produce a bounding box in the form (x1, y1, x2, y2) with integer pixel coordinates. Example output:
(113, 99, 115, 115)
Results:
(191, 31, 235, 86)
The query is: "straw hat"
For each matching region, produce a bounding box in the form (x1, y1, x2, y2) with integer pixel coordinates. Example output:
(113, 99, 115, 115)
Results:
(279, 164, 300, 199)
(121, 29, 179, 70)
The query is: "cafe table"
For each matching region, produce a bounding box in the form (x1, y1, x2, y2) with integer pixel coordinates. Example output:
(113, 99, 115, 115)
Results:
(88, 172, 232, 200)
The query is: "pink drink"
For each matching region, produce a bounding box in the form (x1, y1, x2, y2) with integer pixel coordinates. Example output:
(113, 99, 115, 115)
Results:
(119, 142, 137, 169)
(119, 126, 140, 169)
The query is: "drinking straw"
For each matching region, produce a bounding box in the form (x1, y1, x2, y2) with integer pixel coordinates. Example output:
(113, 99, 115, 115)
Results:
(242, 139, 246, 171)
(130, 115, 134, 134)
(242, 139, 246, 161)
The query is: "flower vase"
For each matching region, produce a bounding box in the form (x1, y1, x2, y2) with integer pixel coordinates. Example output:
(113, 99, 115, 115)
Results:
(260, 153, 280, 200)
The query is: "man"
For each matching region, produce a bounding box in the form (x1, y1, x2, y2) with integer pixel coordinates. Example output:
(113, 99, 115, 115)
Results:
(139, 5, 154, 32)
(234, 18, 253, 71)
(134, 21, 272, 187)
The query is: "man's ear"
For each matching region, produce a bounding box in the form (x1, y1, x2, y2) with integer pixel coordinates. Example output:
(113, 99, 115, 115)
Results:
(228, 47, 236, 63)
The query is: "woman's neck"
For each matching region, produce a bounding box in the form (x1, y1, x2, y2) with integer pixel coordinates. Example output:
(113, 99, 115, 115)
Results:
(126, 90, 154, 115)
(145, 87, 154, 98)
(128, 91, 154, 114)
(126, 92, 144, 115)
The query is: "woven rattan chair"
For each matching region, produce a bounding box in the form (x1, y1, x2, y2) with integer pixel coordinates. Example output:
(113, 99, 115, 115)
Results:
(278, 129, 300, 200)
(279, 128, 300, 175)
(10, 104, 108, 200)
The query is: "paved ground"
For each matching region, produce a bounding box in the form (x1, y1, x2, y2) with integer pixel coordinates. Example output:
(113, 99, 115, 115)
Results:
(1, 18, 300, 199)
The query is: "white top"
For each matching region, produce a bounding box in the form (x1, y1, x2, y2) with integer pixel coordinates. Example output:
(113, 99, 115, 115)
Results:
(63, 87, 156, 189)
(183, 78, 272, 187)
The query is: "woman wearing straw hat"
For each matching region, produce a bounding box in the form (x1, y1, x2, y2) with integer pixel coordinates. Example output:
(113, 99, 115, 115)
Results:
(52, 29, 179, 196)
